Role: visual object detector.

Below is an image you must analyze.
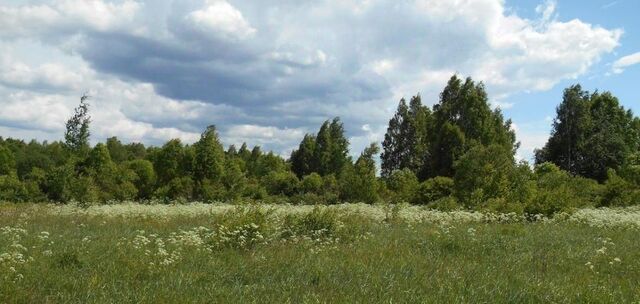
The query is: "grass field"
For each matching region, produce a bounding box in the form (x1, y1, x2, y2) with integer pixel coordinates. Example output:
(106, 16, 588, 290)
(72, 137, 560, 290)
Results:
(1, 202, 640, 303)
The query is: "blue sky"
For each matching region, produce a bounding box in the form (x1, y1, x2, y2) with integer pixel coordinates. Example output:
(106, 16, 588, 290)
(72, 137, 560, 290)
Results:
(0, 0, 638, 162)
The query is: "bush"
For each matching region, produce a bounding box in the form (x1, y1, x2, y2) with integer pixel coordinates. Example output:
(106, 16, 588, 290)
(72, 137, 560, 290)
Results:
(386, 169, 419, 203)
(155, 176, 194, 202)
(483, 197, 524, 214)
(427, 196, 460, 211)
(261, 171, 299, 196)
(67, 175, 99, 206)
(525, 162, 603, 215)
(301, 173, 323, 194)
(0, 174, 28, 202)
(242, 178, 267, 200)
(283, 207, 339, 238)
(126, 159, 156, 199)
(600, 169, 640, 207)
(453, 144, 515, 207)
(413, 176, 454, 205)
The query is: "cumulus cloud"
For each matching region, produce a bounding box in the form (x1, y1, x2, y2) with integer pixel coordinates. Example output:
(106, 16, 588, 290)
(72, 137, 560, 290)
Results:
(186, 0, 256, 40)
(612, 52, 640, 74)
(0, 0, 625, 157)
(0, 0, 140, 39)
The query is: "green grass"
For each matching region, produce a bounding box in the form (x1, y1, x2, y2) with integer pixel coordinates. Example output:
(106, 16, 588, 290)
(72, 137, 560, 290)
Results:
(1, 203, 640, 303)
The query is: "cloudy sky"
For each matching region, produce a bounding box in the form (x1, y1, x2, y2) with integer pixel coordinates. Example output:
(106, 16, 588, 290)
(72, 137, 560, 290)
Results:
(0, 0, 638, 162)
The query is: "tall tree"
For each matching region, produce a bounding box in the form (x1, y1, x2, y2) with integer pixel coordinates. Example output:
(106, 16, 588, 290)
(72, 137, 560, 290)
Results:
(536, 87, 640, 181)
(290, 134, 316, 178)
(427, 75, 516, 178)
(313, 121, 333, 175)
(406, 95, 431, 178)
(154, 139, 185, 185)
(64, 94, 91, 155)
(381, 98, 410, 177)
(328, 117, 350, 175)
(535, 85, 592, 175)
(193, 125, 225, 182)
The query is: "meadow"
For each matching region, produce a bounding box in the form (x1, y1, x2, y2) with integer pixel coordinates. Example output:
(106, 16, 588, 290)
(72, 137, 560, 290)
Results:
(2, 202, 640, 303)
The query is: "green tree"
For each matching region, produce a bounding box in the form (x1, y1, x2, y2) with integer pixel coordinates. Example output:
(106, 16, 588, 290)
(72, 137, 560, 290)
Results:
(154, 139, 185, 185)
(0, 145, 16, 175)
(290, 134, 316, 178)
(313, 121, 332, 175)
(386, 168, 419, 203)
(535, 85, 592, 176)
(309, 118, 350, 176)
(453, 144, 517, 208)
(193, 125, 225, 182)
(536, 87, 640, 181)
(126, 159, 156, 199)
(301, 172, 324, 194)
(339, 143, 379, 204)
(381, 98, 409, 177)
(428, 76, 516, 178)
(106, 137, 129, 163)
(223, 158, 247, 199)
(64, 94, 91, 155)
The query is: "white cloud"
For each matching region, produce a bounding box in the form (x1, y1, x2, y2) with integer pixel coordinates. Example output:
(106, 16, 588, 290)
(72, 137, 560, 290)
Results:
(0, 0, 140, 39)
(612, 52, 640, 74)
(187, 1, 256, 40)
(0, 56, 86, 91)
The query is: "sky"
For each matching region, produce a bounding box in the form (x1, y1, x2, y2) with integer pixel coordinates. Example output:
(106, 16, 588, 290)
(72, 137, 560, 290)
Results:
(0, 0, 638, 163)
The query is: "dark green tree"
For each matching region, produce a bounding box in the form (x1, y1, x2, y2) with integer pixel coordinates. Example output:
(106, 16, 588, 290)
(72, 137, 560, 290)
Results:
(290, 134, 316, 178)
(381, 98, 410, 177)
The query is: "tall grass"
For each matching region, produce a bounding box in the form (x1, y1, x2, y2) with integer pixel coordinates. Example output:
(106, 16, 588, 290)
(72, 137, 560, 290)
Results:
(1, 203, 639, 303)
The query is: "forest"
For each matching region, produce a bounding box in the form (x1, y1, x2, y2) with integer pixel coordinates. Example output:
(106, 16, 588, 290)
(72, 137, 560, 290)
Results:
(1, 75, 639, 215)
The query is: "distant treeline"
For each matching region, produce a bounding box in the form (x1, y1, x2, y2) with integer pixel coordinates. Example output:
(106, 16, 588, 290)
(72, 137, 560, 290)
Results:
(1, 75, 639, 214)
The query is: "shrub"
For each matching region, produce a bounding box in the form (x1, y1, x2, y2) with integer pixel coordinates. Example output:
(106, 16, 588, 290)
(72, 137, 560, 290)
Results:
(67, 175, 99, 206)
(600, 169, 640, 207)
(427, 196, 460, 211)
(386, 169, 419, 203)
(0, 174, 28, 202)
(453, 144, 515, 207)
(155, 176, 194, 202)
(261, 171, 299, 196)
(301, 173, 323, 194)
(126, 159, 156, 199)
(413, 176, 454, 205)
(525, 162, 603, 215)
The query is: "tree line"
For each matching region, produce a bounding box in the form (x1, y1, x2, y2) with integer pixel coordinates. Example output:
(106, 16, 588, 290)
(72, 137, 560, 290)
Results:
(0, 75, 638, 214)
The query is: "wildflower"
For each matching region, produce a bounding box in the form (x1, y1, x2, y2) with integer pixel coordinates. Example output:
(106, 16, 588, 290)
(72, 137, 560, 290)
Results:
(613, 257, 621, 263)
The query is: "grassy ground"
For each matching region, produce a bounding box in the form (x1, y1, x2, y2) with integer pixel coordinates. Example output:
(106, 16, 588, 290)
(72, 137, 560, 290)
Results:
(1, 203, 640, 303)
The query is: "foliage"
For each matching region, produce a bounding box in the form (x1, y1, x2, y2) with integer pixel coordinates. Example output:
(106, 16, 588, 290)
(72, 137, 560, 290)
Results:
(536, 86, 640, 181)
(193, 125, 225, 182)
(262, 171, 299, 196)
(0, 145, 16, 175)
(339, 143, 379, 204)
(386, 169, 419, 203)
(413, 176, 454, 205)
(64, 94, 91, 156)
